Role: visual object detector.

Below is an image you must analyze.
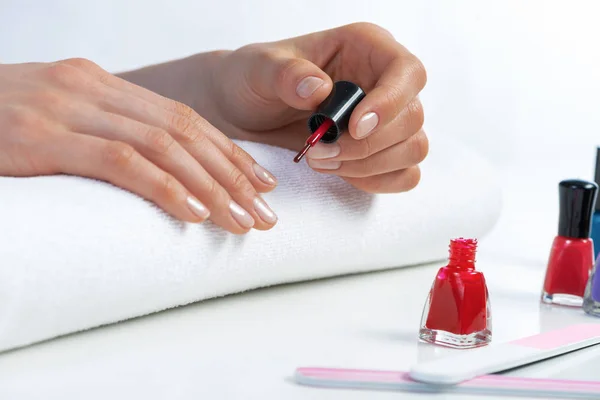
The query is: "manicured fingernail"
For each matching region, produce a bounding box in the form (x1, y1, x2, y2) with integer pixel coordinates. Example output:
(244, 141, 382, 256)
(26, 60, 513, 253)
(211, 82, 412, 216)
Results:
(307, 142, 341, 160)
(253, 196, 277, 224)
(356, 112, 379, 138)
(229, 200, 255, 228)
(253, 163, 277, 186)
(296, 76, 324, 99)
(307, 159, 342, 170)
(186, 196, 210, 220)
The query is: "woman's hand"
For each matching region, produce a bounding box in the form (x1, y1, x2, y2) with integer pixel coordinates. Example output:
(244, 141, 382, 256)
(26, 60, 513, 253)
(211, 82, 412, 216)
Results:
(0, 60, 279, 234)
(201, 22, 428, 193)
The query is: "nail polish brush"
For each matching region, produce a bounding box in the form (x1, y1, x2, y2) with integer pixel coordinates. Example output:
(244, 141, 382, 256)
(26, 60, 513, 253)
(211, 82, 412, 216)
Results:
(293, 80, 366, 163)
(293, 119, 334, 163)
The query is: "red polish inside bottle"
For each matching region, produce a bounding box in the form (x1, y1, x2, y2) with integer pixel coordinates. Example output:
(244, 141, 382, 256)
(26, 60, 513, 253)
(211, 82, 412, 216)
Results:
(543, 237, 594, 302)
(542, 179, 598, 307)
(418, 238, 492, 349)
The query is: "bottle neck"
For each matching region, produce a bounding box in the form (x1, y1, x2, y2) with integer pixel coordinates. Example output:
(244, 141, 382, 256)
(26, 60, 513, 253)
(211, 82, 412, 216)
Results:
(447, 238, 477, 270)
(447, 259, 475, 270)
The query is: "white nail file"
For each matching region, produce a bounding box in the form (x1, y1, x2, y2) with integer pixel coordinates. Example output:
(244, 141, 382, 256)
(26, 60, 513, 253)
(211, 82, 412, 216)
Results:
(409, 324, 600, 385)
(294, 367, 600, 398)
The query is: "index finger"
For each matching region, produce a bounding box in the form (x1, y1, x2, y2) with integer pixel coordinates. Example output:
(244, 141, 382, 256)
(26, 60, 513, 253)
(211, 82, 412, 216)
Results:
(281, 23, 427, 140)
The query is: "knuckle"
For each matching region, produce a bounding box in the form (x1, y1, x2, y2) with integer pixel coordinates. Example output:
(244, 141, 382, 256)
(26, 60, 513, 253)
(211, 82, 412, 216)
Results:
(346, 22, 394, 39)
(42, 63, 86, 88)
(62, 57, 99, 71)
(381, 83, 407, 114)
(229, 141, 253, 164)
(239, 43, 277, 63)
(406, 99, 425, 131)
(102, 141, 136, 169)
(276, 57, 302, 88)
(204, 177, 220, 201)
(356, 136, 374, 159)
(410, 131, 429, 164)
(237, 43, 264, 55)
(201, 176, 230, 210)
(173, 101, 195, 119)
(62, 58, 112, 86)
(228, 169, 254, 195)
(401, 167, 421, 192)
(409, 56, 427, 89)
(156, 173, 180, 203)
(145, 128, 176, 155)
(171, 114, 203, 144)
(253, 46, 280, 63)
(243, 45, 291, 83)
(355, 157, 375, 178)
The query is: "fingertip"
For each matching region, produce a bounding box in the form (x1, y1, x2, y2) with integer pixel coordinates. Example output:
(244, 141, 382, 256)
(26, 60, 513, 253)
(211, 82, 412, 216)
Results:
(185, 196, 211, 222)
(255, 183, 277, 194)
(348, 100, 372, 140)
(295, 76, 321, 98)
(251, 163, 278, 192)
(252, 224, 277, 232)
(292, 75, 332, 110)
(276, 59, 332, 110)
(350, 111, 380, 140)
(295, 75, 331, 103)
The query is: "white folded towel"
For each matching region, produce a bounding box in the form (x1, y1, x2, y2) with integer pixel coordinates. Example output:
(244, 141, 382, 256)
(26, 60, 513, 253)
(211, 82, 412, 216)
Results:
(0, 137, 501, 352)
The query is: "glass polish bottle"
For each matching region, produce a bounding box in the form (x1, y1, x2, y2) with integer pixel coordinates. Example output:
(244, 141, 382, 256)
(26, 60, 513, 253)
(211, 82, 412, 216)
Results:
(542, 180, 598, 307)
(583, 255, 600, 316)
(418, 238, 492, 349)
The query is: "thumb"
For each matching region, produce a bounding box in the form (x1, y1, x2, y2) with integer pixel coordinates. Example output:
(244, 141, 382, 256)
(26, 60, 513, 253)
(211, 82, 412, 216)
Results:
(245, 46, 333, 111)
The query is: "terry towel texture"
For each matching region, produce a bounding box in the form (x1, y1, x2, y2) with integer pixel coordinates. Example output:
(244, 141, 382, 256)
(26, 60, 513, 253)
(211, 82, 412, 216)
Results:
(0, 137, 501, 351)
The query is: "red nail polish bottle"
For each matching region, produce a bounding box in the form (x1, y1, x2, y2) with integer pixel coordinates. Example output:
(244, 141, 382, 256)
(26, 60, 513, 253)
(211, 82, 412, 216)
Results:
(418, 238, 492, 349)
(542, 179, 598, 307)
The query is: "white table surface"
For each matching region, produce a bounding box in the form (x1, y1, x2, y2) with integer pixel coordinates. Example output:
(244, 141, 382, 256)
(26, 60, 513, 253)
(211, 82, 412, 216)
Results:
(1, 158, 600, 399)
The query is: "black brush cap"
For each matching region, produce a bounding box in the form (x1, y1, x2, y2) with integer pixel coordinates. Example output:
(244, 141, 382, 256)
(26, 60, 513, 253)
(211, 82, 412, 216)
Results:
(594, 147, 600, 212)
(558, 179, 598, 238)
(307, 81, 365, 143)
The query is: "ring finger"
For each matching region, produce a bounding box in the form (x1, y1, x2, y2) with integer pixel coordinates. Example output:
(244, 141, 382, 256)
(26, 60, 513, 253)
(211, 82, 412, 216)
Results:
(306, 98, 423, 162)
(308, 129, 428, 178)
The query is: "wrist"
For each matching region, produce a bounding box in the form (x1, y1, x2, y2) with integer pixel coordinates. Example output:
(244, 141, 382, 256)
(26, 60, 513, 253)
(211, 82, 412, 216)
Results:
(185, 50, 232, 122)
(189, 50, 251, 141)
(115, 50, 231, 117)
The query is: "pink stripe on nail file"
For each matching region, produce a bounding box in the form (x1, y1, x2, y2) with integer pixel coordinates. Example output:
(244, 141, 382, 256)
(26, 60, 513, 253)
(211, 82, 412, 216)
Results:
(409, 324, 600, 385)
(295, 367, 600, 398)
(511, 324, 600, 349)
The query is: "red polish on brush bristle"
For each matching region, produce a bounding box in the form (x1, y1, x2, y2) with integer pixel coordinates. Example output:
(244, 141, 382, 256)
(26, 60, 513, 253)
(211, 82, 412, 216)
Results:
(293, 118, 334, 163)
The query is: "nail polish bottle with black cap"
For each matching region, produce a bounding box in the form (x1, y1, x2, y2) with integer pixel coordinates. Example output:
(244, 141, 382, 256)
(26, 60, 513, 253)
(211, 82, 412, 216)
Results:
(542, 179, 598, 307)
